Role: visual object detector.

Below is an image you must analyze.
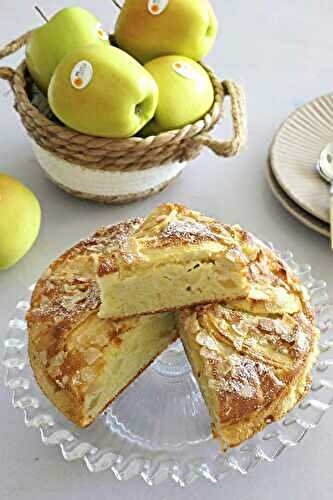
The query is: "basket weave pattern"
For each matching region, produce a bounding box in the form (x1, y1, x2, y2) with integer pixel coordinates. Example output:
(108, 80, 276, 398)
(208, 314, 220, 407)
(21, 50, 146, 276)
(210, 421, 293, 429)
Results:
(0, 31, 247, 174)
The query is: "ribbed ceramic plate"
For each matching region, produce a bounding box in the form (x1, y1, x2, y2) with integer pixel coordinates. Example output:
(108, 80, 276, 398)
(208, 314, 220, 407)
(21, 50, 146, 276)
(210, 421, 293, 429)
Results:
(266, 158, 330, 238)
(3, 248, 333, 486)
(270, 93, 333, 223)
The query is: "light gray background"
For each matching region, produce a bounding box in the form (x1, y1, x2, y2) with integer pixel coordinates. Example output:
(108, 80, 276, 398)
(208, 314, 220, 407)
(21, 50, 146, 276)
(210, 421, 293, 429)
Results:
(1, 1, 333, 498)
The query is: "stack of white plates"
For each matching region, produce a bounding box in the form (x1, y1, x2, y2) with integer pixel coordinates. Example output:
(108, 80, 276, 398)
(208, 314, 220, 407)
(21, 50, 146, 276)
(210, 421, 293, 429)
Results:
(268, 93, 333, 238)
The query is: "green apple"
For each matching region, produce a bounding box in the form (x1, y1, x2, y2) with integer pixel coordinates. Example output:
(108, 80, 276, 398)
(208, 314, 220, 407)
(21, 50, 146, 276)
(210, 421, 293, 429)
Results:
(48, 44, 158, 138)
(114, 0, 218, 64)
(141, 56, 214, 134)
(26, 7, 109, 93)
(0, 174, 41, 270)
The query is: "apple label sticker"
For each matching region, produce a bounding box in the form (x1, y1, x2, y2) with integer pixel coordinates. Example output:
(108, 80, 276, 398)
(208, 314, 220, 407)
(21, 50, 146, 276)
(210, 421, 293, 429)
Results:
(71, 61, 93, 90)
(147, 0, 169, 16)
(96, 23, 108, 41)
(172, 62, 198, 80)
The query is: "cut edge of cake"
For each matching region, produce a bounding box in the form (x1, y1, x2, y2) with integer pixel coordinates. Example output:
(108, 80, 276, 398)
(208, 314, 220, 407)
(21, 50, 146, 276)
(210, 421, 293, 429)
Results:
(26, 219, 177, 428)
(96, 204, 304, 320)
(29, 312, 178, 427)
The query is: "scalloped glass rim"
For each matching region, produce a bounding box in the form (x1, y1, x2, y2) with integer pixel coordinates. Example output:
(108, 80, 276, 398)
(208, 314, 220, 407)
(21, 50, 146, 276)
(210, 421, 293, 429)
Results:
(3, 243, 333, 487)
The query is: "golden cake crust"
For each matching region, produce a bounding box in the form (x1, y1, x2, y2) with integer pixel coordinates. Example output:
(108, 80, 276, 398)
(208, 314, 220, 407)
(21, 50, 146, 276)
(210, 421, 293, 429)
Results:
(27, 220, 143, 395)
(26, 219, 177, 427)
(96, 204, 269, 276)
(178, 292, 319, 448)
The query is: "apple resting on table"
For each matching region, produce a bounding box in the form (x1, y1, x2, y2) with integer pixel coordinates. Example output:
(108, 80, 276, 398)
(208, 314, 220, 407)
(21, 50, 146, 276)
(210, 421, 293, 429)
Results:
(0, 174, 41, 270)
(48, 44, 159, 138)
(141, 56, 215, 135)
(26, 7, 109, 94)
(114, 0, 218, 63)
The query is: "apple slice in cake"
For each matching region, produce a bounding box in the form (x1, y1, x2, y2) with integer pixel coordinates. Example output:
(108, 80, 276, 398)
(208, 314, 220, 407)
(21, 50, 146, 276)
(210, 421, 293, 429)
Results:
(96, 203, 302, 320)
(178, 296, 319, 448)
(27, 220, 177, 427)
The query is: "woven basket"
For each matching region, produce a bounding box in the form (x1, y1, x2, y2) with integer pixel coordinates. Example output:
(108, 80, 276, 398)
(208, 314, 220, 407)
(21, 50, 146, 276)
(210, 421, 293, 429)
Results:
(0, 31, 247, 204)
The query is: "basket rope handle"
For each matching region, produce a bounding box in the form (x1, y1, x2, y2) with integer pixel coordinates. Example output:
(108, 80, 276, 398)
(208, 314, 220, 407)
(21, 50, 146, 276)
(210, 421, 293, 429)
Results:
(194, 80, 247, 157)
(0, 31, 31, 84)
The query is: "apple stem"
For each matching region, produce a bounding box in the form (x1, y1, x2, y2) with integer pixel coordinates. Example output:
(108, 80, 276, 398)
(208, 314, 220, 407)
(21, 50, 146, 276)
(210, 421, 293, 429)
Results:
(34, 5, 49, 22)
(111, 0, 122, 10)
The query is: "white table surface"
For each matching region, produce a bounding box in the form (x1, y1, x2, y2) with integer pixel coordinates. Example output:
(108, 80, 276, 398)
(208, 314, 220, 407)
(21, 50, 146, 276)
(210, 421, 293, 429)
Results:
(1, 1, 333, 498)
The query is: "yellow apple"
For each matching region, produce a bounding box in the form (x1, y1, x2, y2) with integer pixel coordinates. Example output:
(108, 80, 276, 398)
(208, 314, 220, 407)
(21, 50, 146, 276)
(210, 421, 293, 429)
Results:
(142, 56, 214, 134)
(0, 174, 41, 270)
(48, 44, 159, 138)
(114, 0, 218, 63)
(26, 7, 109, 94)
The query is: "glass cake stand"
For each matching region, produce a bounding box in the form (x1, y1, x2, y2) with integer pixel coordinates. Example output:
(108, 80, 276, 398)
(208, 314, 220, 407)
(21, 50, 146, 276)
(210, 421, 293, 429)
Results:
(3, 244, 333, 486)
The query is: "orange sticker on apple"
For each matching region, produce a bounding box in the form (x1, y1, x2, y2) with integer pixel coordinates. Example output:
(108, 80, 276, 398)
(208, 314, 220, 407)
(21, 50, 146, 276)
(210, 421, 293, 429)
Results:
(70, 61, 93, 90)
(96, 23, 108, 41)
(147, 0, 169, 16)
(172, 62, 198, 80)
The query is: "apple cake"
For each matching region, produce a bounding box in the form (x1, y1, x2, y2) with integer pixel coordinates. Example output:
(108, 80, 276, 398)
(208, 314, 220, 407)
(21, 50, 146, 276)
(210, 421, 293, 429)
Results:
(178, 294, 319, 448)
(26, 205, 319, 449)
(96, 203, 302, 320)
(26, 220, 177, 427)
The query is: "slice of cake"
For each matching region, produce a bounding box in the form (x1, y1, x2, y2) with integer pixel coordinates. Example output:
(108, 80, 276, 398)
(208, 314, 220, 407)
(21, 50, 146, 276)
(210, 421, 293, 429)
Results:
(27, 220, 177, 427)
(96, 203, 303, 320)
(178, 297, 319, 448)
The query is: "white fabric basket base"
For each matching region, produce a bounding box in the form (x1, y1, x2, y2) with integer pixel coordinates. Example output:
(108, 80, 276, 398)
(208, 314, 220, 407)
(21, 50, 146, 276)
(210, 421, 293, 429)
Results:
(31, 141, 186, 203)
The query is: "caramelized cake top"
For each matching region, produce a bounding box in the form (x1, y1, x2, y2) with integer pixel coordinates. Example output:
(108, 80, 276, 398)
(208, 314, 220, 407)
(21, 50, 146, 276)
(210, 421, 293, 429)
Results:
(26, 219, 143, 398)
(178, 299, 318, 425)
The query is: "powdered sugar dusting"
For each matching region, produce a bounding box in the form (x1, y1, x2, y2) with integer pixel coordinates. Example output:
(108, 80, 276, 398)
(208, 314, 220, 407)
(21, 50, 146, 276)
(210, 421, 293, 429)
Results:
(160, 220, 220, 244)
(191, 298, 315, 407)
(207, 354, 284, 400)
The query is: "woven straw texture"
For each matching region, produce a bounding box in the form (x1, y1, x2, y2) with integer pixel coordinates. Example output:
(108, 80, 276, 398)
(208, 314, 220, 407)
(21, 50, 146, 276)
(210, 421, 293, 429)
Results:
(0, 31, 247, 174)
